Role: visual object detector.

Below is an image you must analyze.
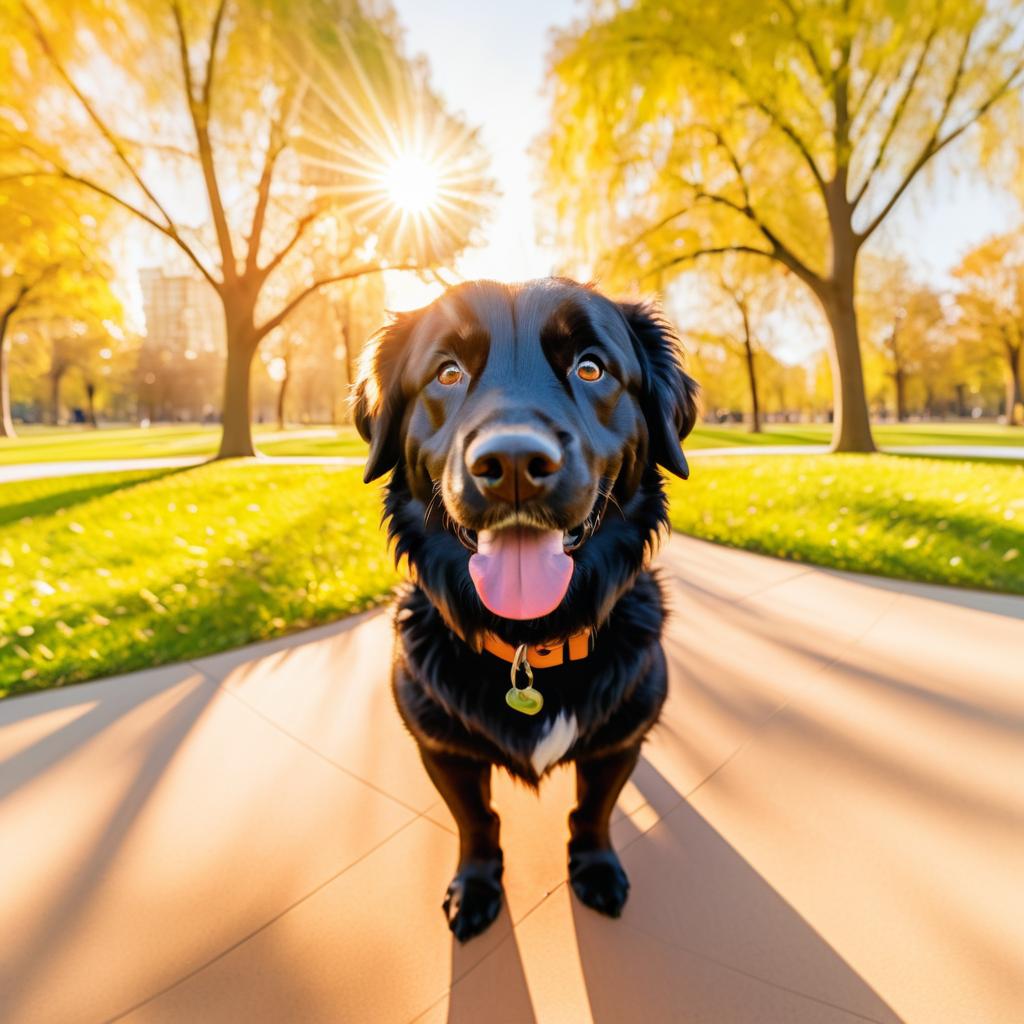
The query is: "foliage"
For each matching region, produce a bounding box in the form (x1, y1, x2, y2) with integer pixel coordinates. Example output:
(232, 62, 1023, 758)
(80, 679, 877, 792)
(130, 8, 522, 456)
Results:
(673, 253, 803, 430)
(0, 169, 126, 432)
(953, 232, 1024, 424)
(2, 0, 494, 454)
(667, 453, 1024, 592)
(542, 0, 1024, 452)
(857, 254, 948, 418)
(0, 463, 399, 695)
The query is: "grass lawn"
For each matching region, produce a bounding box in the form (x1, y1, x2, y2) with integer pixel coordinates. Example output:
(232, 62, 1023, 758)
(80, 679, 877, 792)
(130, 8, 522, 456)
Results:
(2, 420, 1022, 464)
(667, 454, 1024, 594)
(3, 453, 1021, 697)
(1, 464, 399, 697)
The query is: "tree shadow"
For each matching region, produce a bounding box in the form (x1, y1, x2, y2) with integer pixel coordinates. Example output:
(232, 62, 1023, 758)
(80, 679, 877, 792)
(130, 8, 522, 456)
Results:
(0, 467, 185, 525)
(816, 564, 1024, 621)
(438, 755, 901, 1023)
(0, 665, 220, 1021)
(569, 767, 902, 1023)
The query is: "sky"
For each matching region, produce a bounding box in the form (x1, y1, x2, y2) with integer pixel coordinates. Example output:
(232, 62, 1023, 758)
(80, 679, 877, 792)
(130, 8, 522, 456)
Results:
(387, 0, 1020, 361)
(385, 0, 579, 309)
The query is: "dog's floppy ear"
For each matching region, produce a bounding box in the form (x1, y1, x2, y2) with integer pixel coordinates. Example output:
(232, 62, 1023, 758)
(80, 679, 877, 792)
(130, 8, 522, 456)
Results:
(352, 311, 417, 483)
(620, 301, 699, 479)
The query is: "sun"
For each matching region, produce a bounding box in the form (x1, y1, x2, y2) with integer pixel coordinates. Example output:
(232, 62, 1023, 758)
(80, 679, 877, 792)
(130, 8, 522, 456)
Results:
(380, 152, 441, 215)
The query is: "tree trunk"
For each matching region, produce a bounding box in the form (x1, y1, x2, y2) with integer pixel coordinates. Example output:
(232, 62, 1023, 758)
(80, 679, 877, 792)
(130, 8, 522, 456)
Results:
(85, 381, 98, 427)
(0, 305, 16, 439)
(894, 368, 906, 423)
(276, 366, 290, 432)
(1005, 343, 1023, 426)
(821, 279, 876, 453)
(216, 316, 259, 459)
(954, 383, 967, 418)
(49, 369, 64, 426)
(742, 335, 761, 433)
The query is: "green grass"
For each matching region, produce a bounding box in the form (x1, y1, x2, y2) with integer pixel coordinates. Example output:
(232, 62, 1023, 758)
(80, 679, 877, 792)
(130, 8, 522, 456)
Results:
(3, 452, 1022, 697)
(0, 464, 399, 697)
(667, 454, 1024, 593)
(2, 420, 1022, 464)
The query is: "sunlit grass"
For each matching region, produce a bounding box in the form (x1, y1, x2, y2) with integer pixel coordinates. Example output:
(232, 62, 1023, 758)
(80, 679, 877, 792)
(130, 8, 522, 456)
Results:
(0, 465, 399, 697)
(2, 421, 1022, 465)
(3, 453, 1022, 697)
(667, 454, 1024, 593)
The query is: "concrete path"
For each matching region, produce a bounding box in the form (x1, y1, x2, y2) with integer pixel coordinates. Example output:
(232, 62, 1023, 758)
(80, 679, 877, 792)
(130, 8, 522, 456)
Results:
(1, 535, 1022, 1023)
(2, 443, 1022, 485)
(0, 454, 367, 483)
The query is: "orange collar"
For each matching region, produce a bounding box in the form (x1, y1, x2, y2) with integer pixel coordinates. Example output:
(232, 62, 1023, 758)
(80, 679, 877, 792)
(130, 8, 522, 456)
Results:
(482, 628, 592, 669)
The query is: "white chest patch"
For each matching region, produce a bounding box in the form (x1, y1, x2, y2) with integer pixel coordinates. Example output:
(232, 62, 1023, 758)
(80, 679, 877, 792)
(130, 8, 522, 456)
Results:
(530, 712, 578, 776)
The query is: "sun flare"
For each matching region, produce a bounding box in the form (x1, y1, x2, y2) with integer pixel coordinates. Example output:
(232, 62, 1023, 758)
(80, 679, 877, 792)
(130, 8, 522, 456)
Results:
(381, 152, 441, 215)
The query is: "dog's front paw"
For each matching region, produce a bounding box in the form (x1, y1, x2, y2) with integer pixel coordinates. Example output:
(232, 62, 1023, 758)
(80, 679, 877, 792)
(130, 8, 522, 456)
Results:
(443, 859, 504, 942)
(569, 847, 630, 918)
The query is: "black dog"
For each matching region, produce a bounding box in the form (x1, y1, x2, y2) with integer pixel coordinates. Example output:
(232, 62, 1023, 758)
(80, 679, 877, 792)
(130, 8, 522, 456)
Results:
(354, 278, 697, 941)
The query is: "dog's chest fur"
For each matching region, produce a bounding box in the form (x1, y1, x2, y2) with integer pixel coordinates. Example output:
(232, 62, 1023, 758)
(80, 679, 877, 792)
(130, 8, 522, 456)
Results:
(530, 711, 578, 775)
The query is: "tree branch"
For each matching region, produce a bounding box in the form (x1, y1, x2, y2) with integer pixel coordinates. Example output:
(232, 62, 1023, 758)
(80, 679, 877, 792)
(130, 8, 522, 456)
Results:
(646, 246, 776, 277)
(23, 3, 180, 232)
(255, 263, 420, 341)
(0, 281, 33, 327)
(851, 19, 940, 209)
(691, 190, 822, 290)
(170, 0, 236, 280)
(778, 0, 831, 86)
(246, 78, 308, 273)
(201, 0, 227, 109)
(4, 170, 219, 288)
(246, 138, 286, 273)
(732, 87, 829, 199)
(858, 54, 1024, 242)
(257, 207, 325, 281)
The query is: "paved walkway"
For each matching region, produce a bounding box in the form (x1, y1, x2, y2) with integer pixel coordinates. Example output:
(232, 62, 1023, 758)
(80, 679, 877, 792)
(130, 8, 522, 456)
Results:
(2, 443, 1022, 484)
(0, 454, 367, 482)
(1, 535, 1022, 1023)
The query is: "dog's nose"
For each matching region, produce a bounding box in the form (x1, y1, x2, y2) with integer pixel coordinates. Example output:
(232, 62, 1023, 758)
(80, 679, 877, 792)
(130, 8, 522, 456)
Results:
(467, 429, 563, 504)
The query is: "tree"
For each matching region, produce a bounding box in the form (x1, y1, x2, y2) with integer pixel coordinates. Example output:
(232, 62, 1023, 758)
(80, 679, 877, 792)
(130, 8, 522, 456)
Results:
(858, 255, 945, 420)
(954, 232, 1024, 425)
(4, 0, 492, 456)
(542, 0, 1024, 451)
(678, 256, 792, 432)
(0, 175, 122, 435)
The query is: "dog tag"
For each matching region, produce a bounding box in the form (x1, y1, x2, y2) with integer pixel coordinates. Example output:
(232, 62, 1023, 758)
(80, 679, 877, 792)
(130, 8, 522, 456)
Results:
(506, 685, 544, 715)
(507, 642, 543, 715)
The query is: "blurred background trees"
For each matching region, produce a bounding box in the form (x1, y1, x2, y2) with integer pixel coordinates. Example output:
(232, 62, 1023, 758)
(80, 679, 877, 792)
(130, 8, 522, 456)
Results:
(954, 233, 1024, 425)
(675, 255, 793, 432)
(0, 172, 124, 436)
(2, 0, 491, 454)
(0, 0, 1022, 444)
(542, 0, 1024, 449)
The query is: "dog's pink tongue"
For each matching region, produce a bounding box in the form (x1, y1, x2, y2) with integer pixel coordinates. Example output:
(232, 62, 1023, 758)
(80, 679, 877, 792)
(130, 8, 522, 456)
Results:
(468, 528, 573, 620)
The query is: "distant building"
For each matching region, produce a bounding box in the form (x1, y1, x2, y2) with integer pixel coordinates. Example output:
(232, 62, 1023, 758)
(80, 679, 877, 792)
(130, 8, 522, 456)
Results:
(139, 268, 224, 356)
(137, 269, 225, 422)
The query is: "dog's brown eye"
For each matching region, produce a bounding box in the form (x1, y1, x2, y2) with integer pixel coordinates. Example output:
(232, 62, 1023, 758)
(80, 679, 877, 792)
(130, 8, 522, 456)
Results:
(576, 359, 603, 382)
(437, 362, 463, 386)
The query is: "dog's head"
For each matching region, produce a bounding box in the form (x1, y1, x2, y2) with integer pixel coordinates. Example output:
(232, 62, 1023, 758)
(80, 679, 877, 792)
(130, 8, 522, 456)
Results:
(355, 278, 697, 624)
